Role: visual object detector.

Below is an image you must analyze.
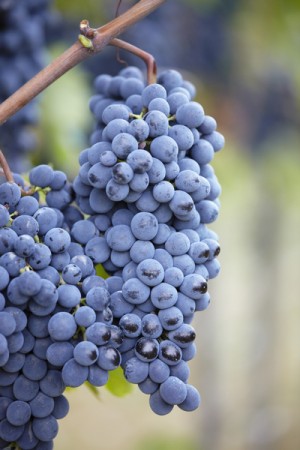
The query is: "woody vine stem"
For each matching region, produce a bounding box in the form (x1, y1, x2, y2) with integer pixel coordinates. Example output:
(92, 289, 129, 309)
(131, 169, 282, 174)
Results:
(0, 151, 14, 183)
(0, 0, 166, 126)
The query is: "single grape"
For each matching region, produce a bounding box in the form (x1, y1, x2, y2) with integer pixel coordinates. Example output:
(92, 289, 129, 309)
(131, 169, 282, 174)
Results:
(178, 384, 201, 411)
(159, 340, 182, 366)
(141, 83, 167, 106)
(122, 278, 150, 305)
(160, 376, 187, 406)
(119, 313, 142, 338)
(176, 101, 205, 128)
(97, 346, 121, 371)
(135, 337, 159, 362)
(111, 133, 138, 159)
(73, 341, 99, 366)
(6, 400, 31, 426)
(168, 324, 196, 348)
(86, 322, 111, 346)
(74, 306, 96, 328)
(151, 283, 178, 309)
(149, 390, 174, 415)
(158, 306, 184, 331)
(29, 164, 54, 188)
(46, 342, 74, 368)
(0, 182, 21, 207)
(136, 258, 164, 287)
(124, 356, 148, 383)
(48, 312, 77, 341)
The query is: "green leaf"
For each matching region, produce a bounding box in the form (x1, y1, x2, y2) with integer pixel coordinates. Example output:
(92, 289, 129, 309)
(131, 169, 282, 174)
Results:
(95, 264, 110, 279)
(64, 386, 76, 393)
(105, 367, 133, 397)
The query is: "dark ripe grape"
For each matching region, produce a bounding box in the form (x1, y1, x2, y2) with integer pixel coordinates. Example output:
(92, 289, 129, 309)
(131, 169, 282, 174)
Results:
(158, 307, 183, 331)
(169, 190, 194, 216)
(112, 162, 134, 185)
(108, 325, 124, 348)
(180, 273, 208, 299)
(97, 346, 121, 370)
(159, 376, 188, 406)
(150, 283, 178, 309)
(178, 384, 201, 411)
(141, 314, 163, 339)
(73, 341, 99, 366)
(168, 324, 196, 348)
(86, 322, 111, 346)
(138, 377, 158, 395)
(188, 241, 210, 264)
(159, 340, 182, 365)
(119, 313, 142, 338)
(122, 278, 150, 305)
(135, 338, 159, 362)
(149, 390, 174, 415)
(136, 258, 164, 287)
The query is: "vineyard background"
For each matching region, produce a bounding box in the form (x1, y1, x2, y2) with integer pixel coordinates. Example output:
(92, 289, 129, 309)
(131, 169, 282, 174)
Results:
(4, 0, 300, 449)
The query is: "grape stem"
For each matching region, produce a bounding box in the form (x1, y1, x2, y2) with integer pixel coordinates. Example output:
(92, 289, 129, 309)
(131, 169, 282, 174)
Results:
(0, 149, 41, 196)
(0, 150, 14, 183)
(79, 21, 157, 84)
(110, 38, 157, 85)
(0, 0, 166, 125)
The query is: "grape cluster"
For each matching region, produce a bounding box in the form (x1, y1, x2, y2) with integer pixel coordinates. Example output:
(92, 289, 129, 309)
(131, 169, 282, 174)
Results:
(74, 66, 224, 414)
(0, 166, 123, 449)
(0, 64, 224, 447)
(0, 0, 52, 172)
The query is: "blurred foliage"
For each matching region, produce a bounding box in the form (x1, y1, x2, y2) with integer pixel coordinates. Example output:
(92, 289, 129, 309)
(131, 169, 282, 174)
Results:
(53, 0, 107, 22)
(232, 1, 300, 75)
(106, 367, 133, 397)
(258, 139, 300, 207)
(34, 46, 91, 177)
(134, 434, 199, 450)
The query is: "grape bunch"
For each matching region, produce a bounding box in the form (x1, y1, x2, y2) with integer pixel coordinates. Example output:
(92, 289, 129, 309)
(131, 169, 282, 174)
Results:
(0, 63, 224, 447)
(0, 0, 53, 172)
(74, 66, 224, 414)
(0, 165, 124, 449)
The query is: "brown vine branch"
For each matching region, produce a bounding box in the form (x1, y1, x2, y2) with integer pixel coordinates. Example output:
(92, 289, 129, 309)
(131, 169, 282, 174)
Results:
(0, 0, 166, 125)
(110, 38, 157, 84)
(0, 150, 14, 183)
(114, 1, 128, 68)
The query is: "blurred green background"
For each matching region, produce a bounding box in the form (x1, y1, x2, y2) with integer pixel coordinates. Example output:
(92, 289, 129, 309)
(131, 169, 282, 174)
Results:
(32, 0, 300, 449)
